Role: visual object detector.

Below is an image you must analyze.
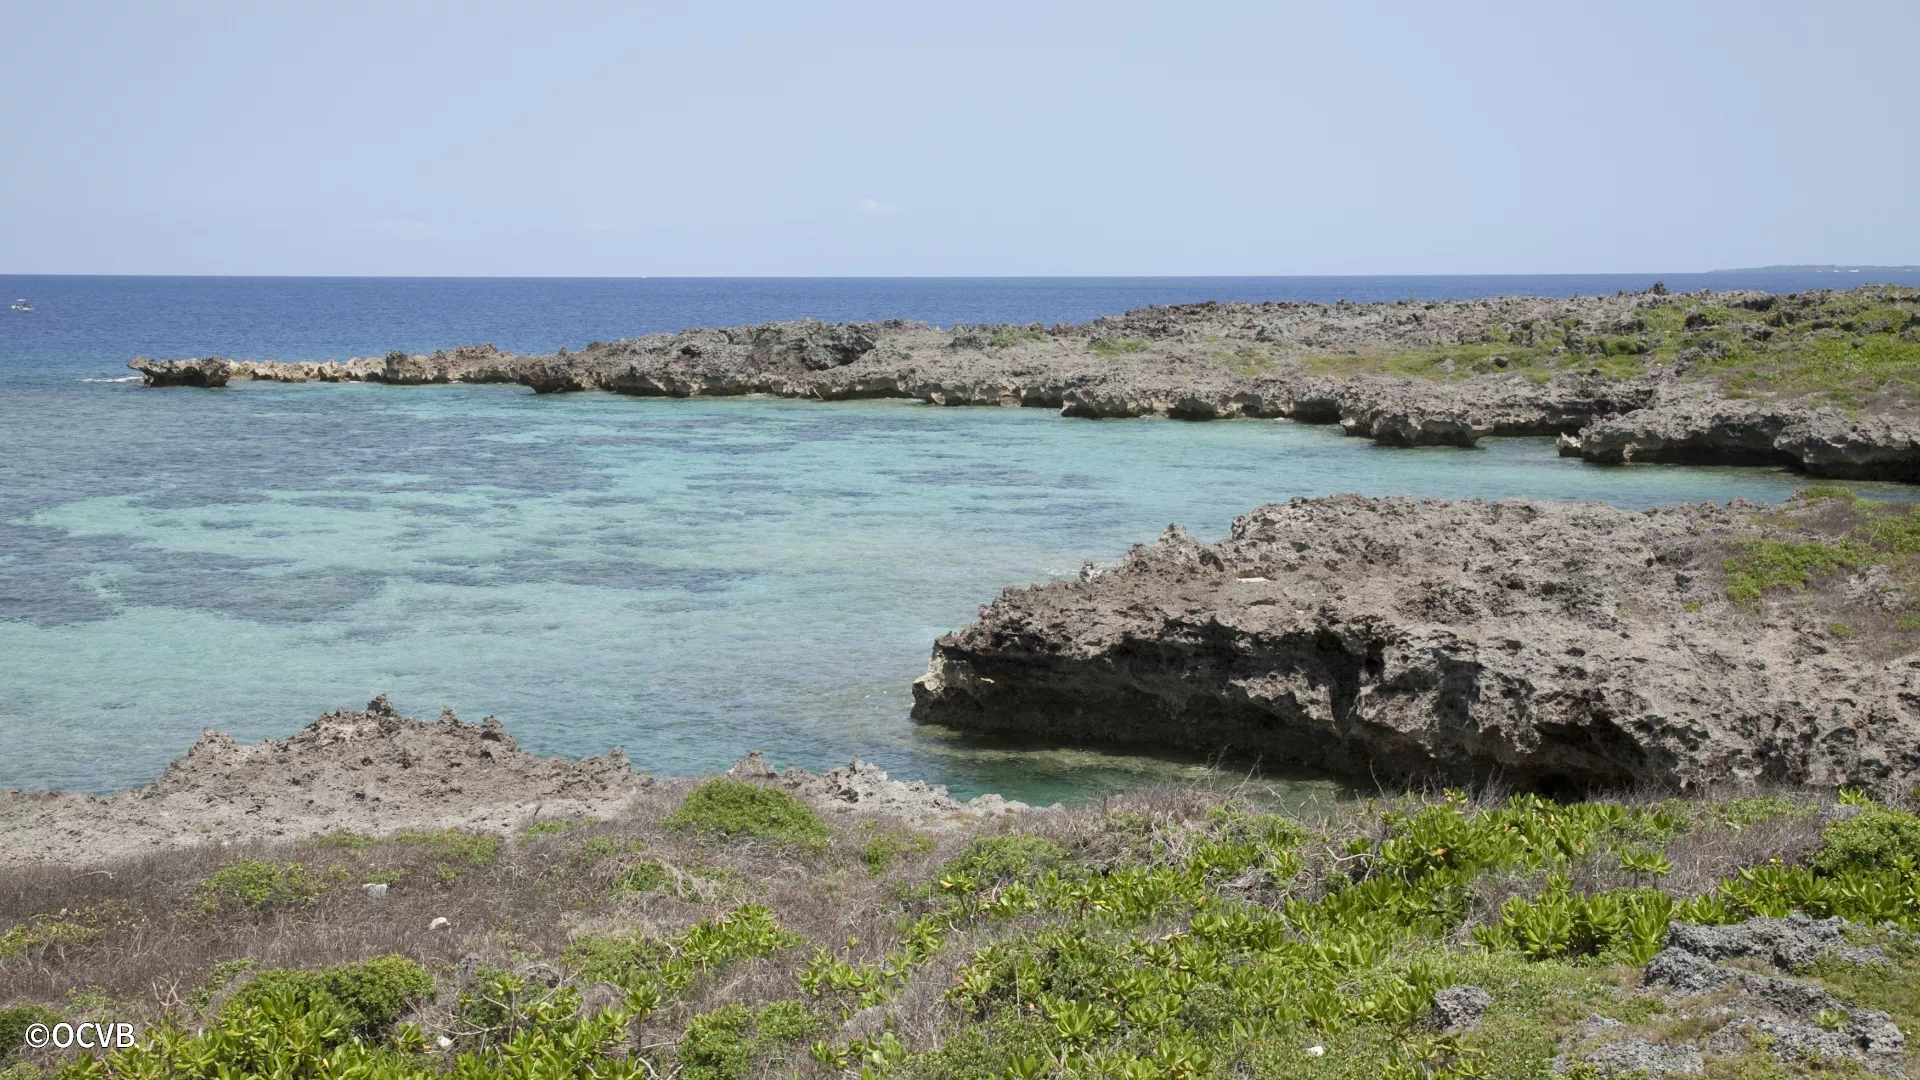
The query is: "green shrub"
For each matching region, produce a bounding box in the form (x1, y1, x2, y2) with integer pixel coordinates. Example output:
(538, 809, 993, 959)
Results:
(1723, 538, 1870, 606)
(680, 1005, 756, 1080)
(1814, 808, 1920, 875)
(194, 860, 334, 916)
(938, 834, 1065, 887)
(1475, 881, 1674, 964)
(860, 828, 935, 875)
(615, 860, 670, 894)
(573, 833, 646, 870)
(677, 1001, 820, 1080)
(1708, 796, 1812, 830)
(0, 904, 121, 959)
(1088, 336, 1148, 356)
(565, 904, 802, 996)
(392, 828, 502, 884)
(664, 780, 831, 851)
(563, 934, 671, 987)
(987, 326, 1047, 348)
(220, 954, 434, 1037)
(754, 999, 819, 1041)
(519, 818, 591, 845)
(0, 1005, 59, 1060)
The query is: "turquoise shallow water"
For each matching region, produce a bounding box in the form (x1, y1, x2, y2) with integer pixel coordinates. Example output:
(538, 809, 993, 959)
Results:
(4, 377, 1912, 803)
(6, 274, 1917, 804)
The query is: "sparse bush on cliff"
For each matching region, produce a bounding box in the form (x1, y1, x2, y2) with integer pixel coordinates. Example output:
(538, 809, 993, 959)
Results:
(307, 830, 376, 851)
(519, 818, 592, 845)
(665, 779, 831, 850)
(1088, 336, 1147, 356)
(1720, 495, 1920, 641)
(614, 859, 670, 894)
(391, 828, 502, 884)
(193, 859, 335, 916)
(859, 824, 935, 875)
(0, 904, 127, 961)
(1723, 537, 1871, 606)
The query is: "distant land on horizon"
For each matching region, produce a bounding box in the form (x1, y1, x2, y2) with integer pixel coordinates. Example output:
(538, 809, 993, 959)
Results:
(1713, 264, 1920, 274)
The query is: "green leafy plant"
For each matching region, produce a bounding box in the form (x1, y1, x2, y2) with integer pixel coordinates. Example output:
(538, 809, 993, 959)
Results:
(1814, 808, 1920, 875)
(220, 955, 435, 1038)
(677, 1000, 820, 1080)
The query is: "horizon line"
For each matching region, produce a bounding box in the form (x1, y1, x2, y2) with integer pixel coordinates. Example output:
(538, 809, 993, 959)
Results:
(5, 268, 1918, 281)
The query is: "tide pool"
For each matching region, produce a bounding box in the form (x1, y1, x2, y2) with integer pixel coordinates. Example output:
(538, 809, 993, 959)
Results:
(2, 376, 1905, 803)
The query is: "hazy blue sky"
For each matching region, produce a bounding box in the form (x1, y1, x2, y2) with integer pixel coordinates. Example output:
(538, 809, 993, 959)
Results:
(4, 1, 1915, 276)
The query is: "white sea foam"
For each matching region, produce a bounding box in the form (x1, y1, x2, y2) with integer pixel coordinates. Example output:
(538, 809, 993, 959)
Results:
(79, 376, 143, 383)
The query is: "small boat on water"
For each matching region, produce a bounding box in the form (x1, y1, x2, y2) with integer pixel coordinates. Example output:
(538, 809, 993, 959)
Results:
(10, 299, 30, 312)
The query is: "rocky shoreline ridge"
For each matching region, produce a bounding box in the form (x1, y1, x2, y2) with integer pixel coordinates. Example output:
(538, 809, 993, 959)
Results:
(0, 696, 1029, 869)
(910, 493, 1920, 794)
(129, 285, 1920, 480)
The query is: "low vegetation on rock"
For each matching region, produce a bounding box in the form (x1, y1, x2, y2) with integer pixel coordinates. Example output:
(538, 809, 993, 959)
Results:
(665, 779, 834, 851)
(1307, 286, 1920, 407)
(8, 770, 1920, 1079)
(1722, 487, 1920, 642)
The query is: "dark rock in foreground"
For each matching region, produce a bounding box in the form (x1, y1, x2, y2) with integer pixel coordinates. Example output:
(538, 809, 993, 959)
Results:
(129, 356, 233, 387)
(910, 495, 1920, 792)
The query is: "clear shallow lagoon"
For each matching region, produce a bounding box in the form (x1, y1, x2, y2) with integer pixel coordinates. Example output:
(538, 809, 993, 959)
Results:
(2, 274, 1913, 803)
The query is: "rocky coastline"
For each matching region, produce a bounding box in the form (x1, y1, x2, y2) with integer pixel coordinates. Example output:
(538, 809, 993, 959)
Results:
(0, 696, 1025, 870)
(130, 285, 1920, 479)
(910, 493, 1920, 794)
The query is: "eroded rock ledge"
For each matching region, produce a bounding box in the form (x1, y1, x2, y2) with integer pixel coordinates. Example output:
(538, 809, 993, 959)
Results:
(909, 495, 1920, 792)
(125, 288, 1920, 477)
(1558, 395, 1920, 480)
(0, 697, 1020, 868)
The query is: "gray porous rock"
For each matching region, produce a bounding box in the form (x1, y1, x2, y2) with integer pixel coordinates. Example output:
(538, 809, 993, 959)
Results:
(126, 288, 1920, 471)
(0, 696, 654, 868)
(1664, 914, 1887, 972)
(1565, 392, 1920, 480)
(128, 356, 233, 387)
(723, 753, 1036, 822)
(909, 494, 1920, 791)
(1568, 1038, 1704, 1077)
(1426, 984, 1493, 1032)
(1641, 947, 1739, 995)
(1622, 917, 1908, 1075)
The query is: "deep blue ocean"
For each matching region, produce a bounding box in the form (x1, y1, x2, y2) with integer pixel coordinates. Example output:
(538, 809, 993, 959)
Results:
(0, 272, 1909, 802)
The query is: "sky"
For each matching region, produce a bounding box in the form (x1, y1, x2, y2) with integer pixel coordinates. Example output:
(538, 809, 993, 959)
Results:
(3, 0, 1916, 276)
